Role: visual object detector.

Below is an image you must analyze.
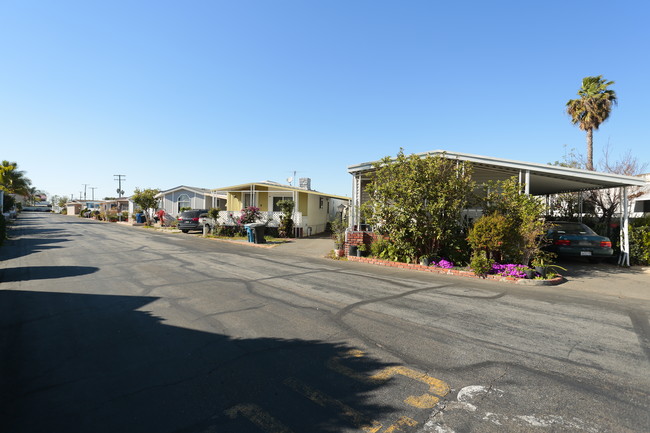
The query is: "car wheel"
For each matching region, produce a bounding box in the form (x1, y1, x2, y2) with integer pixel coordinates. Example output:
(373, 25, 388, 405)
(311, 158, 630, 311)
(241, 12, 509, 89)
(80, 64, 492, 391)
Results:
(182, 229, 189, 233)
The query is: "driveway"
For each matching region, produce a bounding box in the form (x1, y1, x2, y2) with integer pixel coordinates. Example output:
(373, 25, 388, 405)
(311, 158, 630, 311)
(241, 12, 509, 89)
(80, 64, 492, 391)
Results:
(557, 257, 650, 300)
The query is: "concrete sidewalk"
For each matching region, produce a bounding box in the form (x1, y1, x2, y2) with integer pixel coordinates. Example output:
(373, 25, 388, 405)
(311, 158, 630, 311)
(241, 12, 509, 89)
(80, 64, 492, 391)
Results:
(272, 235, 334, 258)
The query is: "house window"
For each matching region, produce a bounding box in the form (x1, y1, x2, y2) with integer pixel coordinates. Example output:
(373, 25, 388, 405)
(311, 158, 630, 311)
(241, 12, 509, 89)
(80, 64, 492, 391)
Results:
(178, 194, 191, 212)
(243, 193, 255, 208)
(273, 197, 293, 211)
(319, 197, 324, 209)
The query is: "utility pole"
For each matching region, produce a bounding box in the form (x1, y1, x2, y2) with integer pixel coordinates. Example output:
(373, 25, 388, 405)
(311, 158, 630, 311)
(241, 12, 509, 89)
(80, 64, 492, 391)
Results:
(82, 184, 89, 200)
(114, 174, 126, 198)
(89, 187, 97, 201)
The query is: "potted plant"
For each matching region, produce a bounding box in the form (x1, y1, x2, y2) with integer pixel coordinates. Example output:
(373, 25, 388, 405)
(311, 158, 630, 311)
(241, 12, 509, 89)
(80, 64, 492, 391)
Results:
(531, 251, 566, 278)
(357, 243, 368, 257)
(331, 218, 347, 257)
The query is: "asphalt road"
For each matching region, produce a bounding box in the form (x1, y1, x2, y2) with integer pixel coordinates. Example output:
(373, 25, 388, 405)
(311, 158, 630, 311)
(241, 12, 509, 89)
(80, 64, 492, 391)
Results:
(1, 213, 649, 433)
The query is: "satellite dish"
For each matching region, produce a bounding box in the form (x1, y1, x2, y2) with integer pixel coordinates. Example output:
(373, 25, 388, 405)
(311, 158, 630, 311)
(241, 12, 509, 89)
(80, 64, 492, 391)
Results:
(287, 177, 293, 185)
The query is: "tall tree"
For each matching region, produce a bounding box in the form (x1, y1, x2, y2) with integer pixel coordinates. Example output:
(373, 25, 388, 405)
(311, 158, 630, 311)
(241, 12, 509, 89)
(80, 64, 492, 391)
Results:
(0, 160, 32, 196)
(361, 150, 474, 262)
(131, 188, 160, 225)
(566, 76, 617, 170)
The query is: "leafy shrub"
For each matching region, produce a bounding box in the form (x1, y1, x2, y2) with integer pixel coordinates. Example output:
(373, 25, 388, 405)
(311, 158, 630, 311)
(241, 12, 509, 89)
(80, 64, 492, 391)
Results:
(361, 150, 475, 261)
(2, 194, 15, 213)
(277, 200, 294, 238)
(629, 225, 650, 266)
(237, 206, 261, 226)
(369, 238, 413, 263)
(330, 218, 346, 248)
(470, 251, 494, 276)
(438, 225, 471, 266)
(217, 225, 239, 237)
(477, 177, 547, 265)
(370, 238, 389, 258)
(0, 214, 6, 246)
(206, 208, 220, 234)
(467, 212, 511, 262)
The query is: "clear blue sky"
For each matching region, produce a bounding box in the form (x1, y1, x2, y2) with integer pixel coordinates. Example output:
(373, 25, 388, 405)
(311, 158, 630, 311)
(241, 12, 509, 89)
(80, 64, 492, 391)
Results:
(2, 0, 648, 200)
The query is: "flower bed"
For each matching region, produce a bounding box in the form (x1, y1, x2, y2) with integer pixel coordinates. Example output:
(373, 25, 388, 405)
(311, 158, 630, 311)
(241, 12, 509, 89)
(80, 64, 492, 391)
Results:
(346, 256, 564, 285)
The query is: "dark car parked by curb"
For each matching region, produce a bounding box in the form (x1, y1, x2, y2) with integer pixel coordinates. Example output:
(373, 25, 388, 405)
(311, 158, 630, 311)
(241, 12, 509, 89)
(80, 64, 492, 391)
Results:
(544, 221, 613, 263)
(177, 209, 208, 233)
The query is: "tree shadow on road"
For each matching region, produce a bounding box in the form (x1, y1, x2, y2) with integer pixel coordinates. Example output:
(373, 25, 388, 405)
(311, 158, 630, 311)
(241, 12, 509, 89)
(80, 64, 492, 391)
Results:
(0, 266, 99, 282)
(0, 290, 400, 433)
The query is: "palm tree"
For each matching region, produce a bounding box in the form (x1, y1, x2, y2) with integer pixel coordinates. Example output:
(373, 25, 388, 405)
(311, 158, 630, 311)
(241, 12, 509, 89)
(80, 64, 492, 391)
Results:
(0, 160, 32, 196)
(566, 76, 617, 171)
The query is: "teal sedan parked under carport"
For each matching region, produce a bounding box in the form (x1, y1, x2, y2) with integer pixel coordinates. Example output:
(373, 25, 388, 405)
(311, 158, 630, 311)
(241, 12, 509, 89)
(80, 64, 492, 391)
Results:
(544, 221, 613, 263)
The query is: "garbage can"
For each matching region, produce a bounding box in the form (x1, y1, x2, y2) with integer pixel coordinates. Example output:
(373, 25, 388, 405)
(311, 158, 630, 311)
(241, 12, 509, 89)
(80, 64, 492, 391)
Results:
(136, 213, 144, 223)
(245, 223, 266, 244)
(244, 224, 255, 243)
(254, 224, 266, 244)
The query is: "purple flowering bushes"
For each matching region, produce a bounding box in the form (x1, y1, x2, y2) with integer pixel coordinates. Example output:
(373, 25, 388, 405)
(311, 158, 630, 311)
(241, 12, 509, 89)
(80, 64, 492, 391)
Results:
(425, 259, 542, 279)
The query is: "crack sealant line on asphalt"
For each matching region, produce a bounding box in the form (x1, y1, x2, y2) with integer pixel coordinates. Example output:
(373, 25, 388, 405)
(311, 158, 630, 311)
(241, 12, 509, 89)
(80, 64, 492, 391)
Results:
(242, 280, 335, 316)
(333, 285, 455, 320)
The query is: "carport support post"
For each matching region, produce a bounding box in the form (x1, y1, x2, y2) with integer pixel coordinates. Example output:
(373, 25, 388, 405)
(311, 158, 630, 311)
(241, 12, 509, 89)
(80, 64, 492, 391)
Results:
(619, 186, 630, 267)
(517, 170, 531, 194)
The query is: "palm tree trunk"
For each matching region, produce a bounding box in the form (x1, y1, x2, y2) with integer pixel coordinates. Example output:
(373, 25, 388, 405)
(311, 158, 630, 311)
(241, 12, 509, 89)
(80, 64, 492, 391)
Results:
(586, 128, 594, 170)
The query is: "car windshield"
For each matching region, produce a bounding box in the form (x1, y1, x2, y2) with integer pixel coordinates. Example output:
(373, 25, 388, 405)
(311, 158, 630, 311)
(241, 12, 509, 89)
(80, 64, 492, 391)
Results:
(550, 223, 596, 235)
(180, 210, 202, 218)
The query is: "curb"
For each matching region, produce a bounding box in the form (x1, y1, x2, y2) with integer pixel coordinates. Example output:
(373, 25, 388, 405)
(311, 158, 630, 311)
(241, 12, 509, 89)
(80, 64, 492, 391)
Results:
(346, 256, 565, 285)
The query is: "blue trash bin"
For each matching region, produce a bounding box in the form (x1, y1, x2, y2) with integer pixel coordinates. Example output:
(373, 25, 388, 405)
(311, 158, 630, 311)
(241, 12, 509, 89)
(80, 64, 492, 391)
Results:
(136, 213, 144, 223)
(245, 224, 255, 243)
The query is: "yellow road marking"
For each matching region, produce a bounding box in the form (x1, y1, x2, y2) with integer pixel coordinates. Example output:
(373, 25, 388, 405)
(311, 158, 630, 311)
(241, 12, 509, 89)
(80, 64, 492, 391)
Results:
(327, 350, 450, 409)
(225, 403, 294, 433)
(384, 416, 418, 432)
(283, 377, 382, 433)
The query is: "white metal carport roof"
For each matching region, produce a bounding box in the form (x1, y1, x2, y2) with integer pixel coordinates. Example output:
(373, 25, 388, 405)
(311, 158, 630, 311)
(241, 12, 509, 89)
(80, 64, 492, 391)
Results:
(347, 150, 646, 194)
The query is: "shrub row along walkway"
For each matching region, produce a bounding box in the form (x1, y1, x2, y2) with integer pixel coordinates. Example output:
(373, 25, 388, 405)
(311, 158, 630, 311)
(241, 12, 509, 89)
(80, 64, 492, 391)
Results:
(346, 256, 566, 286)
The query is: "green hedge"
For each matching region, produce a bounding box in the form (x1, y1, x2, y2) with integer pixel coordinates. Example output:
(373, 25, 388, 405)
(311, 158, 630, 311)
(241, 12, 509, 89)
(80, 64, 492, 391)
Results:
(629, 225, 650, 266)
(0, 214, 6, 246)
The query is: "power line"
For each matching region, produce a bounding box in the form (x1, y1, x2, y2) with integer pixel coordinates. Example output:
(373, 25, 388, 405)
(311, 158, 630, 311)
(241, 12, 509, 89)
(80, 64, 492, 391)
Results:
(114, 174, 126, 198)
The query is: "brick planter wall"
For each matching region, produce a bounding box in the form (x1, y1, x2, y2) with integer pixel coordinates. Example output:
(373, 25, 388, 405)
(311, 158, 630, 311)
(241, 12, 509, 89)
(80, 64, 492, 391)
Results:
(344, 231, 378, 255)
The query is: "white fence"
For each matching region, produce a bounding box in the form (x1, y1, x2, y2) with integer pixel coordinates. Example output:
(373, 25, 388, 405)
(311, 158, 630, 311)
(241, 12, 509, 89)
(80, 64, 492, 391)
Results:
(217, 211, 303, 227)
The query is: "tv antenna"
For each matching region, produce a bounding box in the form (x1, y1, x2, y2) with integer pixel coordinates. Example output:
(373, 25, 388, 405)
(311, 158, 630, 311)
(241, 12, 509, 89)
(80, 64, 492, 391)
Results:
(287, 171, 297, 186)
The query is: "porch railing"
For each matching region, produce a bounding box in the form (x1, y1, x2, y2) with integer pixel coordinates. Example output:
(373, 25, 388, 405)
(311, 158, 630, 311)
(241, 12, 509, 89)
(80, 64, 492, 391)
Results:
(217, 211, 302, 227)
